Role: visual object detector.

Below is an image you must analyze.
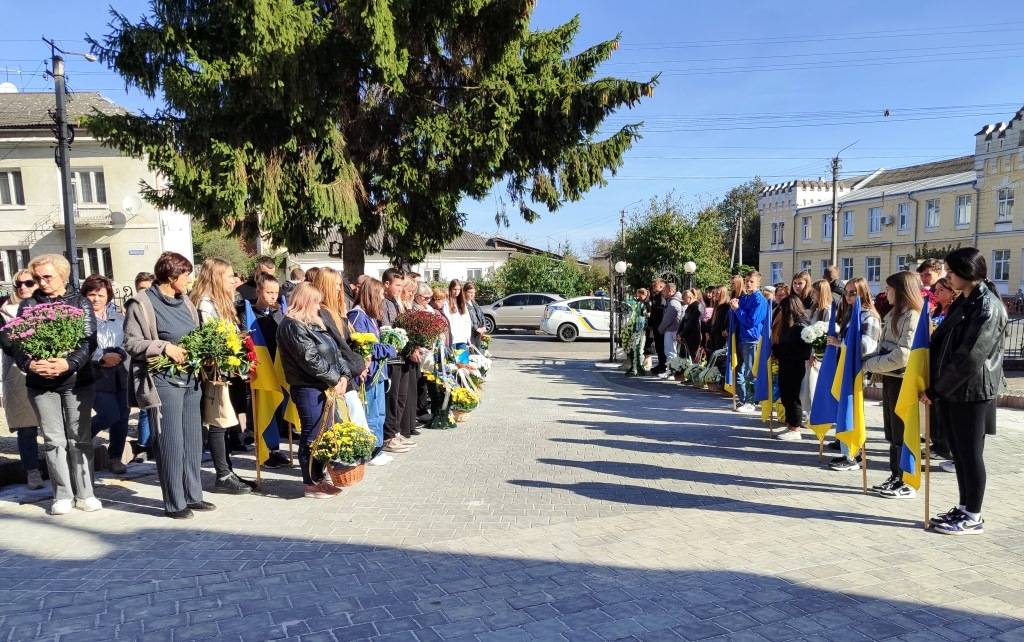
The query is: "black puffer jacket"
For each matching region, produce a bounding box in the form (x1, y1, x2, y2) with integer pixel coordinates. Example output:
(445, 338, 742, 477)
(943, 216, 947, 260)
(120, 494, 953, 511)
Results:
(15, 289, 97, 391)
(277, 317, 350, 390)
(928, 281, 1007, 404)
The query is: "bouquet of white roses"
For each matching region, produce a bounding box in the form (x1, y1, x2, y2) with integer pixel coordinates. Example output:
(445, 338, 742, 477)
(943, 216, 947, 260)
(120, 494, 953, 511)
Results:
(667, 355, 688, 374)
(800, 321, 829, 357)
(379, 326, 409, 351)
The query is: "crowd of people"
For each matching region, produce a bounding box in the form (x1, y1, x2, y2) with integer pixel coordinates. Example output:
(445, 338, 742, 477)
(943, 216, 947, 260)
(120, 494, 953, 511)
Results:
(1, 252, 489, 519)
(636, 247, 1007, 536)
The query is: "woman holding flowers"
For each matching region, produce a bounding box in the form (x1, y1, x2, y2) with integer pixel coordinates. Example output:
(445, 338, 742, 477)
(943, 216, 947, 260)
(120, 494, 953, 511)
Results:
(189, 258, 252, 495)
(82, 274, 130, 475)
(444, 279, 473, 349)
(12, 255, 99, 515)
(0, 270, 43, 490)
(347, 278, 398, 465)
(277, 283, 351, 499)
(124, 252, 213, 518)
(772, 295, 811, 441)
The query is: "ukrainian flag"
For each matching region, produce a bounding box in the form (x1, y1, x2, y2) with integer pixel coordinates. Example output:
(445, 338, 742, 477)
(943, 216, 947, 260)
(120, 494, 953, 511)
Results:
(244, 301, 285, 465)
(809, 304, 839, 441)
(895, 307, 930, 489)
(832, 298, 866, 457)
(274, 297, 302, 429)
(723, 311, 739, 396)
(752, 303, 774, 421)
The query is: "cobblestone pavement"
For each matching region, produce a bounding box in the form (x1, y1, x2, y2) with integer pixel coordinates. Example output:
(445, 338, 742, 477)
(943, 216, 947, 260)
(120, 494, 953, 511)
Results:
(1, 335, 1024, 641)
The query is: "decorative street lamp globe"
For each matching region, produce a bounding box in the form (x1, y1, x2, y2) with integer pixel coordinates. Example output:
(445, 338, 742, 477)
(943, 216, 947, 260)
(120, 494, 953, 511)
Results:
(683, 261, 697, 275)
(614, 261, 628, 275)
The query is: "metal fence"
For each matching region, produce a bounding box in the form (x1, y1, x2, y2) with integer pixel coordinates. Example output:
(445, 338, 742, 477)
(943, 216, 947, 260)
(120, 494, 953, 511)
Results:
(1006, 318, 1024, 370)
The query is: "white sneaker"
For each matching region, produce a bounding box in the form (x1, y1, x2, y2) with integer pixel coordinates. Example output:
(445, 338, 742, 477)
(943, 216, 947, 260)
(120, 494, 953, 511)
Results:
(775, 429, 802, 441)
(658, 372, 672, 379)
(49, 499, 73, 516)
(26, 470, 45, 490)
(368, 453, 393, 466)
(939, 460, 956, 473)
(76, 497, 103, 512)
(737, 403, 758, 414)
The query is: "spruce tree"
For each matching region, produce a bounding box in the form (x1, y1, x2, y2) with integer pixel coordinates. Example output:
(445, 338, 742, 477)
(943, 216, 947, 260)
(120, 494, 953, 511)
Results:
(87, 1, 656, 276)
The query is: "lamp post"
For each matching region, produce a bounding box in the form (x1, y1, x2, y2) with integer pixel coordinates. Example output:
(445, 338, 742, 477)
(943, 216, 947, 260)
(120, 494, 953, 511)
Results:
(44, 37, 97, 290)
(683, 261, 697, 290)
(610, 260, 628, 361)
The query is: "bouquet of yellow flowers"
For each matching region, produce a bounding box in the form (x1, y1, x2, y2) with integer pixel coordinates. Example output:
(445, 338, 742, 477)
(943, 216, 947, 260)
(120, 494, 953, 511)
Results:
(311, 420, 377, 464)
(450, 386, 480, 411)
(349, 331, 379, 359)
(149, 319, 255, 379)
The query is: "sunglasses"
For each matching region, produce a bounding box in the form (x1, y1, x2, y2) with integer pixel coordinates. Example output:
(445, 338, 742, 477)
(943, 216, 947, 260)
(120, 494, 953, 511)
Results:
(844, 290, 857, 297)
(15, 279, 35, 288)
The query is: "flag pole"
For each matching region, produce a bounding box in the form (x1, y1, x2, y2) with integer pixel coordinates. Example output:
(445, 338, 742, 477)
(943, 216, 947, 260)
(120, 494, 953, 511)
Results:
(287, 421, 294, 466)
(923, 408, 932, 529)
(861, 443, 868, 494)
(818, 438, 824, 464)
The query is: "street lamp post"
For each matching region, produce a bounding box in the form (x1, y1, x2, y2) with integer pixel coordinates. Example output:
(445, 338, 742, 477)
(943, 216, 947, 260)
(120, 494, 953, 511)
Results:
(44, 38, 96, 290)
(683, 261, 697, 290)
(610, 260, 628, 361)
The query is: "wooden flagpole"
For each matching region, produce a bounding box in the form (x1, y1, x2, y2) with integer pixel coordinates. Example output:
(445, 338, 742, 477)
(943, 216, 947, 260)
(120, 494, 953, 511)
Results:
(861, 442, 868, 494)
(923, 408, 932, 529)
(253, 387, 262, 490)
(287, 421, 294, 466)
(818, 438, 824, 464)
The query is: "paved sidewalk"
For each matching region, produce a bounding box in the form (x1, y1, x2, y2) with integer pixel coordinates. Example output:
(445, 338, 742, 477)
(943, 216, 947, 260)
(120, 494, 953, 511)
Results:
(1, 338, 1023, 641)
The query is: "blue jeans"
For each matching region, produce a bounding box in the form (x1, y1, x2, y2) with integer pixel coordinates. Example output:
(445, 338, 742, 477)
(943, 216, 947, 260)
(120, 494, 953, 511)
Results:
(292, 386, 327, 485)
(137, 407, 151, 448)
(92, 388, 130, 460)
(16, 427, 40, 471)
(736, 341, 758, 404)
(364, 380, 385, 450)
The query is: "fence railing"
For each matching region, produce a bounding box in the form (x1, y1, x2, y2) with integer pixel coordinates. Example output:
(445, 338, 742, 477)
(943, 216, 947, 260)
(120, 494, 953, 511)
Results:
(1006, 318, 1024, 370)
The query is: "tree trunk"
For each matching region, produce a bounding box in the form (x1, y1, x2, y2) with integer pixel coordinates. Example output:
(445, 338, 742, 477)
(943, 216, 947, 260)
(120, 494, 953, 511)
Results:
(342, 227, 367, 280)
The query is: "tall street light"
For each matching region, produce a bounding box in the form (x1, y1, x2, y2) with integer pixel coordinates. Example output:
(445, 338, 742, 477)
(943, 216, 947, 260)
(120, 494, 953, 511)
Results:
(44, 37, 97, 290)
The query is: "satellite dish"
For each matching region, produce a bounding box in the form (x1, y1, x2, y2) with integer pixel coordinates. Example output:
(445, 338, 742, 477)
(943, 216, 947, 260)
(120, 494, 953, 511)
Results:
(122, 194, 143, 218)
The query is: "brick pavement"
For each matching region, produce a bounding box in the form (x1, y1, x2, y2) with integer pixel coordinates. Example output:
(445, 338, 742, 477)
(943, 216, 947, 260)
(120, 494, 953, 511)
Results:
(1, 336, 1023, 641)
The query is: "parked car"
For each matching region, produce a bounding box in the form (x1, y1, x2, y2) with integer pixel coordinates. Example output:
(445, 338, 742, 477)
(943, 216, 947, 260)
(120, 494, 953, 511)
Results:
(481, 293, 563, 333)
(540, 296, 622, 342)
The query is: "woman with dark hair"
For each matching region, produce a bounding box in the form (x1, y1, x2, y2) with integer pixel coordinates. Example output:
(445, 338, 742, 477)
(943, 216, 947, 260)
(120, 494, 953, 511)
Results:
(125, 252, 214, 518)
(931, 277, 957, 326)
(82, 274, 130, 475)
(772, 295, 810, 441)
(1, 270, 43, 489)
(444, 279, 473, 349)
(348, 278, 396, 466)
(925, 247, 1007, 535)
(791, 271, 813, 308)
(464, 282, 487, 350)
(706, 286, 730, 356)
(862, 271, 923, 498)
(679, 289, 704, 360)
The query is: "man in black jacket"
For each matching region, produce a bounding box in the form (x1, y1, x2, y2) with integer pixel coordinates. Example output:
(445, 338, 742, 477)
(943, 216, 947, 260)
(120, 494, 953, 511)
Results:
(381, 268, 419, 453)
(648, 279, 667, 374)
(236, 256, 277, 306)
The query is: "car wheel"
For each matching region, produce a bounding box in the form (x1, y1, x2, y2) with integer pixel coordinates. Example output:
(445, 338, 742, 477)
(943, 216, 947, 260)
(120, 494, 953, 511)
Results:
(484, 315, 497, 334)
(557, 323, 579, 342)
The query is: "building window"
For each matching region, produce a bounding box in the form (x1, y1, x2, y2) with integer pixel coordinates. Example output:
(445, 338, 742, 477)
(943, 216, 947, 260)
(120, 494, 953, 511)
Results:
(868, 207, 883, 234)
(822, 213, 833, 240)
(770, 262, 783, 284)
(74, 246, 113, 278)
(954, 195, 972, 226)
(428, 269, 441, 282)
(865, 257, 881, 282)
(74, 170, 107, 205)
(842, 210, 854, 237)
(925, 199, 940, 229)
(770, 221, 786, 246)
(0, 248, 31, 283)
(800, 260, 812, 272)
(466, 268, 483, 281)
(777, 221, 785, 245)
(821, 259, 830, 276)
(840, 258, 854, 280)
(801, 216, 811, 241)
(997, 188, 1014, 222)
(896, 255, 910, 272)
(993, 250, 1010, 281)
(897, 202, 910, 231)
(0, 170, 25, 206)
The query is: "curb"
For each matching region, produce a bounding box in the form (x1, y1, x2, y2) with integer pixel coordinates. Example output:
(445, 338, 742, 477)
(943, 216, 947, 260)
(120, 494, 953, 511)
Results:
(863, 385, 1024, 410)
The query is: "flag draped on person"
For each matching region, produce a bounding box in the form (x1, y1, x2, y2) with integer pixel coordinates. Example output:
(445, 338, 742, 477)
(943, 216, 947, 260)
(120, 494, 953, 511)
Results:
(809, 304, 840, 441)
(752, 303, 774, 421)
(245, 301, 285, 465)
(723, 311, 739, 396)
(274, 296, 302, 428)
(895, 306, 931, 489)
(832, 297, 867, 457)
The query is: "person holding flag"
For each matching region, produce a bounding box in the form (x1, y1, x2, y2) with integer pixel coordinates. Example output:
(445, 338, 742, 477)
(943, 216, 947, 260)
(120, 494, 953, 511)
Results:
(893, 292, 931, 502)
(924, 248, 1007, 535)
(248, 276, 291, 469)
(809, 303, 840, 449)
(862, 272, 923, 498)
(827, 278, 881, 471)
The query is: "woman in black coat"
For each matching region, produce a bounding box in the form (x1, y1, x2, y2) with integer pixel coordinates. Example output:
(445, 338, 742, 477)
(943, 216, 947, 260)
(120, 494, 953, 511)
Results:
(772, 295, 810, 442)
(924, 247, 1007, 536)
(679, 288, 704, 360)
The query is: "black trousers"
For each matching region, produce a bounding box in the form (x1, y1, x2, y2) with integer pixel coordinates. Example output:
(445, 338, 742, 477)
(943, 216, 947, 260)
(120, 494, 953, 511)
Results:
(384, 361, 414, 441)
(401, 364, 418, 437)
(777, 358, 805, 429)
(416, 364, 429, 417)
(652, 330, 666, 371)
(880, 376, 905, 477)
(940, 399, 993, 514)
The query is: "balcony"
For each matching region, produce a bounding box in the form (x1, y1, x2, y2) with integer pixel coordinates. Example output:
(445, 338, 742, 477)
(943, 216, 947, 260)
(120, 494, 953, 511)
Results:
(52, 208, 115, 229)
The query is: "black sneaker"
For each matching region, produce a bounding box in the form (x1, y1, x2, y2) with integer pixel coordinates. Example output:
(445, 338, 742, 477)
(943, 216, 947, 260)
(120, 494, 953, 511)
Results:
(211, 475, 252, 495)
(416, 413, 433, 425)
(878, 481, 916, 499)
(410, 428, 422, 436)
(930, 506, 965, 527)
(166, 508, 194, 519)
(263, 451, 291, 469)
(871, 474, 899, 493)
(829, 456, 860, 471)
(187, 501, 217, 511)
(934, 516, 984, 536)
(826, 440, 841, 453)
(235, 474, 259, 490)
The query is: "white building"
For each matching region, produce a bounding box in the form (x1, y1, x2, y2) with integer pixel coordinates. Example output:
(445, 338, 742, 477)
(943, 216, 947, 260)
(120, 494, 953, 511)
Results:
(0, 90, 192, 298)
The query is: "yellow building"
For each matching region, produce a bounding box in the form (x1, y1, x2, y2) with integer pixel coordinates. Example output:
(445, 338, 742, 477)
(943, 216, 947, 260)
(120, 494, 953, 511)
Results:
(759, 106, 1024, 295)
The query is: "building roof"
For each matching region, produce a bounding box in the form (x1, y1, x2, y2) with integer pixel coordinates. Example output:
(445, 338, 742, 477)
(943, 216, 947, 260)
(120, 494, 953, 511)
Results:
(0, 91, 126, 129)
(311, 228, 586, 263)
(975, 106, 1024, 139)
(860, 155, 975, 188)
(798, 170, 976, 210)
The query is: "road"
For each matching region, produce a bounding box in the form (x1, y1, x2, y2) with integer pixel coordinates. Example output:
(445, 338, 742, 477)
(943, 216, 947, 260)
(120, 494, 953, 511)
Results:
(0, 334, 1023, 641)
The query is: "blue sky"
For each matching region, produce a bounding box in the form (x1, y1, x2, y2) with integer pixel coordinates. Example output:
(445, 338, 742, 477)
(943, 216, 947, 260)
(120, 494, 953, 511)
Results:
(4, 1, 1023, 254)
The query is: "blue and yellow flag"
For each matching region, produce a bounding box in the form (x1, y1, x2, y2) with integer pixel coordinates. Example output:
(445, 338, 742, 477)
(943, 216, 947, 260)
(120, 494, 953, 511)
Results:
(832, 298, 866, 457)
(723, 310, 739, 396)
(809, 304, 839, 441)
(752, 303, 774, 421)
(895, 307, 930, 489)
(245, 301, 285, 465)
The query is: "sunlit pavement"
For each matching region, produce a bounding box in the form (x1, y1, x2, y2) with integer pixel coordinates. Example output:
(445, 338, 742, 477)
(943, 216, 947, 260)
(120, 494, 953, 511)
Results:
(1, 334, 1023, 641)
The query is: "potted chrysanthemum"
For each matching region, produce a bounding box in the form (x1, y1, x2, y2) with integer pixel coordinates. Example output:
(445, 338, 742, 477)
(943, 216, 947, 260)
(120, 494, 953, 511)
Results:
(311, 420, 377, 486)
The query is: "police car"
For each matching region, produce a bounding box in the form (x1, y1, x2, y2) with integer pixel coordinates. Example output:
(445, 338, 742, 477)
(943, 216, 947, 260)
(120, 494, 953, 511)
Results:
(539, 296, 614, 342)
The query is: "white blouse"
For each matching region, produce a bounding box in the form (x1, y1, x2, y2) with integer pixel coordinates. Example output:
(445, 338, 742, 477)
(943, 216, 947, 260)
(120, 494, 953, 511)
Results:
(444, 304, 473, 346)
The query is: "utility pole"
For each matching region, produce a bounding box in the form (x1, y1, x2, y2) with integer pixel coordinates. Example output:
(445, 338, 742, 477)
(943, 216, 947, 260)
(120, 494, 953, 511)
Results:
(45, 38, 96, 290)
(737, 214, 743, 266)
(830, 155, 840, 268)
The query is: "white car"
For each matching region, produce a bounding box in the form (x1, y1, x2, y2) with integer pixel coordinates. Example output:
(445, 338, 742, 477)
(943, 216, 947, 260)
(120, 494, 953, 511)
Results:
(540, 296, 618, 342)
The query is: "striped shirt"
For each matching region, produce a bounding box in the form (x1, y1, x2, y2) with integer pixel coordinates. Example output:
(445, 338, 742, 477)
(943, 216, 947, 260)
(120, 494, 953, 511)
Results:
(839, 308, 881, 358)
